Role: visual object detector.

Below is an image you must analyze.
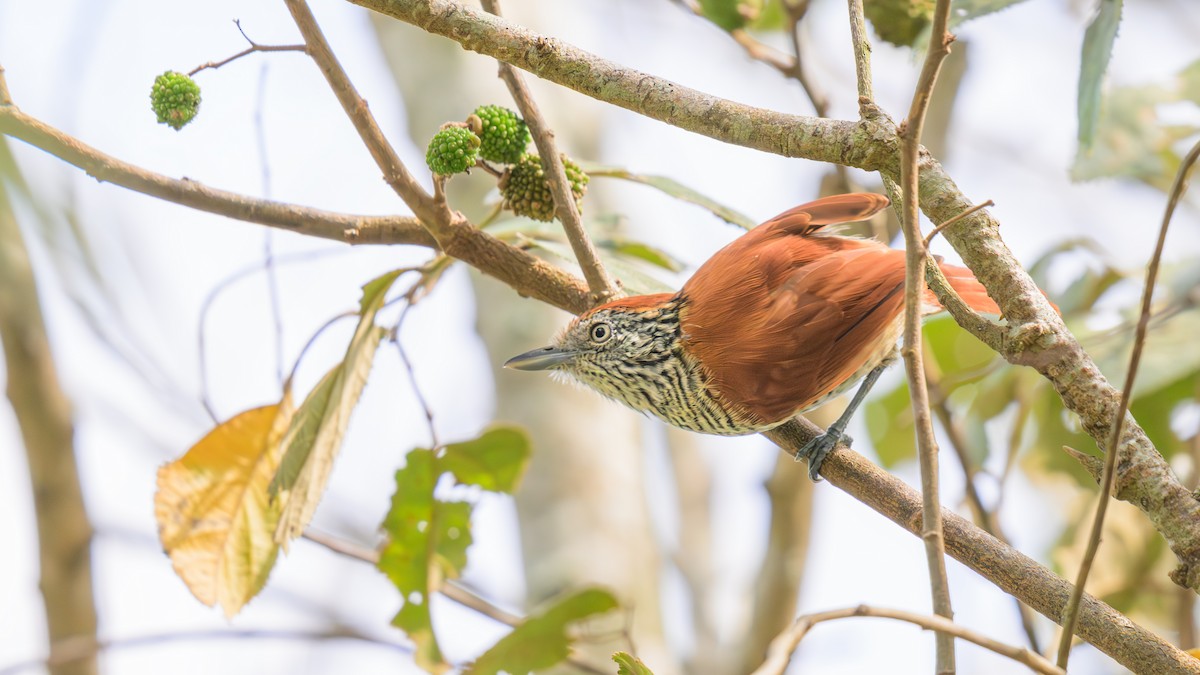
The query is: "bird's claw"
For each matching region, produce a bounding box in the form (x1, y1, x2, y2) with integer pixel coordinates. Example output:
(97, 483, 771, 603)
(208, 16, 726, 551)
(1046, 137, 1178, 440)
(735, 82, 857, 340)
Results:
(795, 429, 851, 481)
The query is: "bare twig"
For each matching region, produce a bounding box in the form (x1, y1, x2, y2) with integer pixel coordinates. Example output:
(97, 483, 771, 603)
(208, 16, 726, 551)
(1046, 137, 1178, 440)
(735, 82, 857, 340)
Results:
(187, 19, 308, 76)
(924, 199, 993, 248)
(845, 0, 874, 112)
(1056, 135, 1200, 669)
(925, 356, 1042, 653)
(896, 0, 958, 669)
(300, 530, 605, 673)
(751, 604, 1063, 675)
(480, 0, 616, 304)
(0, 628, 411, 675)
(197, 249, 352, 422)
(188, 44, 306, 76)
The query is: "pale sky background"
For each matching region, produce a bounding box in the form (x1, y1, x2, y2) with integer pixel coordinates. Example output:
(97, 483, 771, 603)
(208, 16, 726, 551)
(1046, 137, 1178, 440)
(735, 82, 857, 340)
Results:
(2, 0, 1199, 674)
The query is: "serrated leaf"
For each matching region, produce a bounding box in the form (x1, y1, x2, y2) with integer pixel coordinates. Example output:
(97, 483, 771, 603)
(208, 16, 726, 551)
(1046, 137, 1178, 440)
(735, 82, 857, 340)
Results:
(613, 652, 655, 675)
(864, 380, 917, 468)
(580, 163, 757, 230)
(467, 589, 620, 675)
(1076, 0, 1124, 151)
(437, 426, 532, 493)
(378, 449, 475, 674)
(948, 0, 1031, 27)
(155, 395, 294, 617)
(270, 270, 401, 546)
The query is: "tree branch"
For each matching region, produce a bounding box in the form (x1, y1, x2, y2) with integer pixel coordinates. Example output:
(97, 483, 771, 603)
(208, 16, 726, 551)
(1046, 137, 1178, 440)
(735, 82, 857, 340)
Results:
(346, 0, 1200, 596)
(479, 0, 616, 304)
(0, 147, 98, 675)
(752, 604, 1063, 675)
(898, 0, 957, 669)
(764, 420, 1200, 674)
(1057, 135, 1200, 669)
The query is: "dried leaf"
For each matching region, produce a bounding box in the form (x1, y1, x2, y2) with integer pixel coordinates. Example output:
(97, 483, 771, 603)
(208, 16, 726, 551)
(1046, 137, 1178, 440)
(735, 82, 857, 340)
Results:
(155, 394, 294, 617)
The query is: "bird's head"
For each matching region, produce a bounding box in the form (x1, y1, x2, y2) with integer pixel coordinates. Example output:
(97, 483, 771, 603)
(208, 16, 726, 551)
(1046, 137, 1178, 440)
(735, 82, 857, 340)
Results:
(504, 293, 682, 398)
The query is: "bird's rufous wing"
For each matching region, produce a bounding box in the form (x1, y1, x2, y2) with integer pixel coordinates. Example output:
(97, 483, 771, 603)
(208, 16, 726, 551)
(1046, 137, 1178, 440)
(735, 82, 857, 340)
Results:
(680, 194, 904, 426)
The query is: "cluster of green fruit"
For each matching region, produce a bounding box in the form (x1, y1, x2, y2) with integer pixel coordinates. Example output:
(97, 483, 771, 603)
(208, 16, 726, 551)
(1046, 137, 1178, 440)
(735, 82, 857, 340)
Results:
(425, 105, 588, 222)
(150, 71, 202, 130)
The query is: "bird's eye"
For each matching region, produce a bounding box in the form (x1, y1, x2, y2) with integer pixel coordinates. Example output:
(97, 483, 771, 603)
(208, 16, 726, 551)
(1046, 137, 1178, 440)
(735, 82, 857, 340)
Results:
(589, 322, 613, 343)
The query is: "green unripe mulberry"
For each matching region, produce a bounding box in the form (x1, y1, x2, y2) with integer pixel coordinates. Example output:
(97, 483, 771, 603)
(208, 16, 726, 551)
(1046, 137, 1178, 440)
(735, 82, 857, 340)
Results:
(500, 154, 589, 222)
(150, 71, 201, 130)
(472, 105, 530, 164)
(426, 126, 481, 175)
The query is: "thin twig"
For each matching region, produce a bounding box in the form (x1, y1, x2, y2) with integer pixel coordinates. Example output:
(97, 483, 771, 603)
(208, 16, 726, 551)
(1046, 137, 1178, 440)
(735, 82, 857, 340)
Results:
(479, 0, 616, 304)
(188, 19, 308, 76)
(300, 530, 605, 673)
(924, 199, 993, 249)
(252, 62, 286, 386)
(188, 44, 307, 76)
(845, 0, 874, 112)
(0, 629, 412, 675)
(1056, 135, 1200, 670)
(196, 249, 352, 422)
(925, 355, 1042, 653)
(897, 0, 957, 670)
(750, 604, 1064, 675)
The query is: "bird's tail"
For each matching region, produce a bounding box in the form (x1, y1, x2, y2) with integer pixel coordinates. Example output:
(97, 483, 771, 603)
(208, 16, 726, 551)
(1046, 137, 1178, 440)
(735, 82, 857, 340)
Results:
(923, 261, 1060, 316)
(924, 262, 1002, 315)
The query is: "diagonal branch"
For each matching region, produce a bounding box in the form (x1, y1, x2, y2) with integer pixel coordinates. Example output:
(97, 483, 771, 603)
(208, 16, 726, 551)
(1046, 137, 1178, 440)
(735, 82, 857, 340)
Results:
(1056, 135, 1200, 669)
(764, 420, 1200, 674)
(897, 0, 957, 669)
(0, 143, 98, 675)
(479, 0, 616, 304)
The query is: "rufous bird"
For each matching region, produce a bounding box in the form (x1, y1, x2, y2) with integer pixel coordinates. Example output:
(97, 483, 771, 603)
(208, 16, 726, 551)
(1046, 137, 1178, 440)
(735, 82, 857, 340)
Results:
(506, 193, 1005, 480)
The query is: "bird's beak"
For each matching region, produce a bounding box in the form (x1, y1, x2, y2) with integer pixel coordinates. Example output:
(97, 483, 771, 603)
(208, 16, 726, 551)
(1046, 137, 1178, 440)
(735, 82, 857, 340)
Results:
(504, 346, 576, 371)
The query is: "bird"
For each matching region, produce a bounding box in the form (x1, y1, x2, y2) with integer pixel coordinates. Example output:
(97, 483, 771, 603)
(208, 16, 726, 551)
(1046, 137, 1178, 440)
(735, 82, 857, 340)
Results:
(505, 193, 1008, 480)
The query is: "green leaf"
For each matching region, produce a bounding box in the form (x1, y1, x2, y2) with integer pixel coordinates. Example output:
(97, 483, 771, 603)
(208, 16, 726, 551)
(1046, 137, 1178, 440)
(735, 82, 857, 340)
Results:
(948, 0, 1031, 28)
(467, 589, 620, 675)
(525, 237, 675, 295)
(600, 239, 686, 272)
(864, 380, 916, 469)
(269, 269, 401, 545)
(437, 426, 532, 494)
(613, 652, 655, 675)
(581, 163, 757, 230)
(378, 449, 476, 674)
(1076, 0, 1124, 151)
(924, 316, 996, 379)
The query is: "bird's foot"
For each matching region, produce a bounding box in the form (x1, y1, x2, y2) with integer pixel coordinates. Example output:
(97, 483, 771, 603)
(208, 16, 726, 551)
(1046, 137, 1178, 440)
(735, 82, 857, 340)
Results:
(795, 429, 851, 482)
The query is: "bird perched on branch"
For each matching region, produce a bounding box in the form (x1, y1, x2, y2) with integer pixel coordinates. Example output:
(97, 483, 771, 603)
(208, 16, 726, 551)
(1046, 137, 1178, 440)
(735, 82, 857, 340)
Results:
(506, 193, 1008, 480)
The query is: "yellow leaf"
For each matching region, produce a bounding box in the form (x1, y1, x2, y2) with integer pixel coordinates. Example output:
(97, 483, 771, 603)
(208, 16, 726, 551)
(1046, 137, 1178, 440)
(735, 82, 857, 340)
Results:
(155, 395, 294, 617)
(1187, 647, 1200, 660)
